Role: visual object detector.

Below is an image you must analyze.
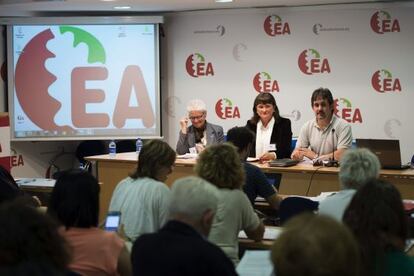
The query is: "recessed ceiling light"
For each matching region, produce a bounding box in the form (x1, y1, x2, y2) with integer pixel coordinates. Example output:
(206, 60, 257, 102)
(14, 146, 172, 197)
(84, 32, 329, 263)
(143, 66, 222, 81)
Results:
(101, 0, 116, 2)
(215, 0, 233, 3)
(113, 6, 132, 10)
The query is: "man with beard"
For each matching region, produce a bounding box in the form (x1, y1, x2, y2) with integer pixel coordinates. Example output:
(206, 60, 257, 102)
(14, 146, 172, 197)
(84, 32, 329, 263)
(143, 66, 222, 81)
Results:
(176, 99, 224, 155)
(291, 88, 352, 162)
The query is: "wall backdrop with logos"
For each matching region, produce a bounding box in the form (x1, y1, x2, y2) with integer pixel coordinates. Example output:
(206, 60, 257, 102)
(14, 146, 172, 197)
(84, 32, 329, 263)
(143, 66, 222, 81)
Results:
(162, 2, 413, 163)
(0, 2, 413, 178)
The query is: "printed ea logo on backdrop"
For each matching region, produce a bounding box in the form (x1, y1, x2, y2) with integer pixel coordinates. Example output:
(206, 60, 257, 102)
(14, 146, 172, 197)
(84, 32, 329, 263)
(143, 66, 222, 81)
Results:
(253, 72, 279, 93)
(185, 53, 214, 78)
(371, 69, 401, 93)
(298, 49, 331, 75)
(215, 98, 240, 119)
(334, 98, 362, 124)
(370, 10, 400, 34)
(264, 15, 291, 36)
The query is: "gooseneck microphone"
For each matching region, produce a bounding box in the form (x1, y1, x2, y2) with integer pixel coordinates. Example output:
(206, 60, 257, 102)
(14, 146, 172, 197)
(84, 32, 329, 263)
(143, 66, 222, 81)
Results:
(325, 128, 339, 167)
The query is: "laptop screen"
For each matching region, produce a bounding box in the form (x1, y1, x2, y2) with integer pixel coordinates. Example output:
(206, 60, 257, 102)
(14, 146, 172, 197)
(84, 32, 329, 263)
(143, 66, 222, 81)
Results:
(355, 139, 403, 169)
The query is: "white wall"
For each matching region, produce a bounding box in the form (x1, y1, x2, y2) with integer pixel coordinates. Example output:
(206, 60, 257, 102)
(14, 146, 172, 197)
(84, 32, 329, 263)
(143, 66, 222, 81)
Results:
(162, 2, 414, 163)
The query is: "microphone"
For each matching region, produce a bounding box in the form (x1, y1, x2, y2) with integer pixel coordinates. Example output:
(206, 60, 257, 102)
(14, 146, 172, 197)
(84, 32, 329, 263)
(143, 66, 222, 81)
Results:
(324, 128, 339, 167)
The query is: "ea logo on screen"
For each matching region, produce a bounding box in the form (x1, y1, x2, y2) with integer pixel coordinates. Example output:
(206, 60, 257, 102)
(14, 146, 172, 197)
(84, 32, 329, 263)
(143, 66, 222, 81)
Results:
(371, 69, 401, 93)
(185, 53, 214, 78)
(15, 26, 154, 131)
(298, 49, 331, 75)
(334, 98, 362, 124)
(263, 15, 291, 36)
(370, 10, 400, 34)
(215, 98, 240, 119)
(253, 72, 279, 93)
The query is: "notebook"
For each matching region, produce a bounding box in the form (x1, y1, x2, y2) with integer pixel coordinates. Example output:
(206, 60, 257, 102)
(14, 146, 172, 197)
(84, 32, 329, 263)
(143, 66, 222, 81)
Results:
(355, 139, 410, 170)
(269, 158, 299, 167)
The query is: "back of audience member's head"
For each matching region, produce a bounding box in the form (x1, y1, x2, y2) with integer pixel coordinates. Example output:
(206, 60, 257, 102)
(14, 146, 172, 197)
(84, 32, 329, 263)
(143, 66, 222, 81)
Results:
(271, 213, 360, 276)
(48, 169, 100, 229)
(195, 143, 244, 189)
(169, 176, 219, 235)
(343, 179, 407, 276)
(0, 200, 70, 275)
(131, 139, 176, 180)
(226, 126, 254, 153)
(0, 165, 22, 204)
(339, 148, 380, 190)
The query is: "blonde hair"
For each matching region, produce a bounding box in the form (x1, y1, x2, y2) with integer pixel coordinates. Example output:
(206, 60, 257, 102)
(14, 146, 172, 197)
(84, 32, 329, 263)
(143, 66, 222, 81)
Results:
(195, 143, 244, 189)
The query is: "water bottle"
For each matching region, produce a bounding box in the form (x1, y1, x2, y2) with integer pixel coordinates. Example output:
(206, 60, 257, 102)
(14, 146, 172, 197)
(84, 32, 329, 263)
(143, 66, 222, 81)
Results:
(136, 138, 143, 155)
(109, 140, 116, 158)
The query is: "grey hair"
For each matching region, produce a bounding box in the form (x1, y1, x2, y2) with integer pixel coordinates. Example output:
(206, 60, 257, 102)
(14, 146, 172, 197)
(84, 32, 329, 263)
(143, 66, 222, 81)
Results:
(339, 148, 381, 190)
(169, 176, 219, 221)
(186, 99, 207, 113)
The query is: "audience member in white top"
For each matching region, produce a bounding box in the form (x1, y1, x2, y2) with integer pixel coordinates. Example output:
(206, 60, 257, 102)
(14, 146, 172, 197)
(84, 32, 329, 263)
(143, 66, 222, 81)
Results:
(318, 148, 381, 221)
(109, 139, 176, 241)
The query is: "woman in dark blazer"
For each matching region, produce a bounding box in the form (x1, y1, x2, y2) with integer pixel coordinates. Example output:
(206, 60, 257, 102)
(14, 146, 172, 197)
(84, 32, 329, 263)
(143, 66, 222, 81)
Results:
(246, 93, 292, 161)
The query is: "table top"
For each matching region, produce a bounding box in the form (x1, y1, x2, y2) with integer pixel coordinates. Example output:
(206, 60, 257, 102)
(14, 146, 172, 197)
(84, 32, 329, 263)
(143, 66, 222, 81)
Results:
(85, 152, 414, 177)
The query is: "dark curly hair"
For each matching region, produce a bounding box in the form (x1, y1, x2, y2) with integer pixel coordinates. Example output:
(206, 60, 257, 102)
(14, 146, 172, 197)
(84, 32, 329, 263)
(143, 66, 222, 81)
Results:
(0, 200, 70, 275)
(343, 179, 407, 276)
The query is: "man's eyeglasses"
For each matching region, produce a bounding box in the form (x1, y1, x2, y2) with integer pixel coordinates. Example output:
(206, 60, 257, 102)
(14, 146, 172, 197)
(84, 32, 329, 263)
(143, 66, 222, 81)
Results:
(189, 114, 204, 121)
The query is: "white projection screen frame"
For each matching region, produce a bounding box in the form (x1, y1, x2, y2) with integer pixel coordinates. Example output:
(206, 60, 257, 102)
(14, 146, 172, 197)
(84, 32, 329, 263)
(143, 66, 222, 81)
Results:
(4, 16, 163, 141)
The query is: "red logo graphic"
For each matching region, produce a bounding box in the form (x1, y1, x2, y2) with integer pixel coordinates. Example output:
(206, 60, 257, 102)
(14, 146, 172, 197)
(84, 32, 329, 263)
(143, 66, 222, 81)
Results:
(298, 49, 331, 75)
(371, 69, 401, 93)
(334, 98, 362, 124)
(215, 98, 240, 119)
(370, 10, 400, 34)
(253, 72, 280, 93)
(185, 53, 214, 78)
(264, 15, 291, 36)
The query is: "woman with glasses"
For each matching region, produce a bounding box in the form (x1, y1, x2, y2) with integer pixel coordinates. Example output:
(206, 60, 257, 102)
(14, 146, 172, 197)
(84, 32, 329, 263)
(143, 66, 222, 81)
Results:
(176, 99, 224, 155)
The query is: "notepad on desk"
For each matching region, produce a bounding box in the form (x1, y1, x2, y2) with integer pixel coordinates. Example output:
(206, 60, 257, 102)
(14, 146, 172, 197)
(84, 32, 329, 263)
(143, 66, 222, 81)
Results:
(236, 250, 273, 276)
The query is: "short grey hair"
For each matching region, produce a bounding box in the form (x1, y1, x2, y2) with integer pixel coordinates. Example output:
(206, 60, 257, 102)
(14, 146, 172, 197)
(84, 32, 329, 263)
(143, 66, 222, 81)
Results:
(186, 99, 206, 113)
(169, 176, 219, 221)
(339, 148, 381, 190)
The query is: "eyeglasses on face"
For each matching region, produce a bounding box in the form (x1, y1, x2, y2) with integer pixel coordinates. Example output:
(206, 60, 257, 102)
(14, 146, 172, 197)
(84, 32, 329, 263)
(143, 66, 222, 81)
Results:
(189, 114, 205, 121)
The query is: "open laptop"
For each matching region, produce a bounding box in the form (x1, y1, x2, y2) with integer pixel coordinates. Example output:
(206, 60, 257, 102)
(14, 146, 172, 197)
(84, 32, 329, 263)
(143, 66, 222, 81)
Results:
(355, 139, 410, 170)
(269, 158, 300, 167)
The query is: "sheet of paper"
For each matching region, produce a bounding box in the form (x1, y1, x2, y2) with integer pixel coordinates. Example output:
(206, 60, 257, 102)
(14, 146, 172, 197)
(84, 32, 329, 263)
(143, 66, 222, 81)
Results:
(16, 178, 56, 188)
(176, 153, 198, 159)
(239, 227, 283, 240)
(236, 250, 274, 276)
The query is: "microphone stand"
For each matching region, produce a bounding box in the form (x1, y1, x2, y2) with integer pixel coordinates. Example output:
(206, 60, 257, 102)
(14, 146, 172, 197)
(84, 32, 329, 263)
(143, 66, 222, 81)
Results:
(324, 128, 339, 167)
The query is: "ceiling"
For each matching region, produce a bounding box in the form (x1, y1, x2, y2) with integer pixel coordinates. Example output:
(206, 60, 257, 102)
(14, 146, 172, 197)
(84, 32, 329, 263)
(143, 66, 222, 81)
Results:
(0, 0, 393, 17)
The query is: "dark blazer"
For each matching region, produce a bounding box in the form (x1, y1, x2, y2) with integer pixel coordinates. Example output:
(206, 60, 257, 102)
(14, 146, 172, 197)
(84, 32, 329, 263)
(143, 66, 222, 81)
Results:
(131, 220, 237, 276)
(176, 122, 224, 155)
(246, 117, 292, 159)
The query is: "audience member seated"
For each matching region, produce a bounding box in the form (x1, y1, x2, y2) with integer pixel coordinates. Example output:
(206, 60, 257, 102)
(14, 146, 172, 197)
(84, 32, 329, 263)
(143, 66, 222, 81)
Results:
(48, 170, 131, 276)
(176, 99, 224, 155)
(343, 179, 414, 276)
(226, 126, 283, 210)
(195, 143, 264, 264)
(271, 213, 360, 276)
(131, 176, 237, 276)
(0, 165, 40, 207)
(0, 200, 71, 275)
(318, 148, 380, 221)
(109, 139, 176, 241)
